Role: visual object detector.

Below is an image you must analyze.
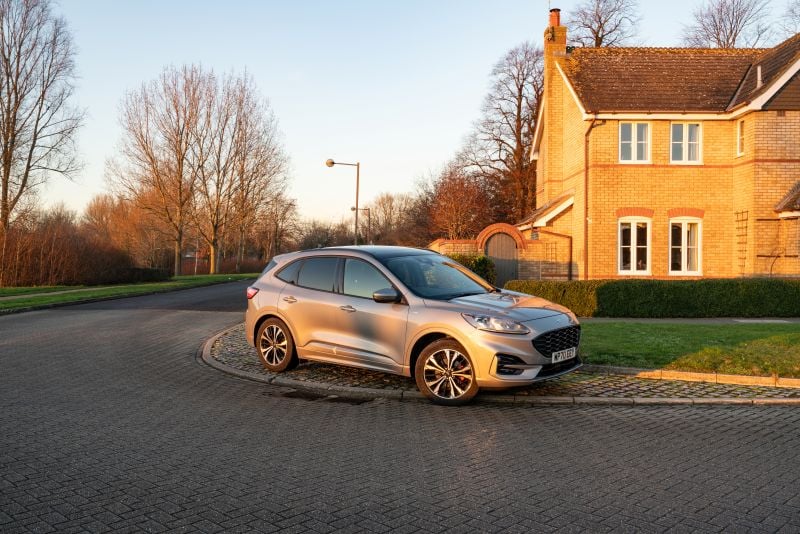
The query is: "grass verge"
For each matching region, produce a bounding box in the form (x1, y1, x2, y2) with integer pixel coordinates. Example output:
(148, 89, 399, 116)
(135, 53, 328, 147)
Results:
(0, 274, 256, 312)
(581, 321, 800, 378)
(0, 285, 74, 297)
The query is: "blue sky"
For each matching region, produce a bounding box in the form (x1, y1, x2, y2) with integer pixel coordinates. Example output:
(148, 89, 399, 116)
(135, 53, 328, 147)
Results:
(48, 0, 793, 221)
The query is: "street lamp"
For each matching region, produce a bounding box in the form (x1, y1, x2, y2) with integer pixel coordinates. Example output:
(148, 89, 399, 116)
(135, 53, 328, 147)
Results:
(351, 206, 371, 244)
(325, 158, 360, 245)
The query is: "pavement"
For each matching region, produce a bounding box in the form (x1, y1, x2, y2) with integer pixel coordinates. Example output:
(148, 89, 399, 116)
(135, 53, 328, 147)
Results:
(207, 323, 800, 406)
(4, 282, 800, 533)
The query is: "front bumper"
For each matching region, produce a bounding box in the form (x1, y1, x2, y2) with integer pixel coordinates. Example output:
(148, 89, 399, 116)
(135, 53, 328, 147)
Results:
(464, 314, 582, 388)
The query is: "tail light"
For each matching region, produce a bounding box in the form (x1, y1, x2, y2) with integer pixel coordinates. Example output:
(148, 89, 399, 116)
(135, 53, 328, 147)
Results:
(246, 287, 259, 299)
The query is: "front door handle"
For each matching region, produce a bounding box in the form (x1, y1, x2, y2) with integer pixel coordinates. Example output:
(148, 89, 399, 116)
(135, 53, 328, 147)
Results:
(282, 296, 297, 303)
(339, 305, 356, 313)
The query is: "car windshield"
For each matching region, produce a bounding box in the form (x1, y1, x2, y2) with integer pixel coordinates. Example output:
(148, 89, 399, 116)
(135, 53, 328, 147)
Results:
(381, 254, 493, 300)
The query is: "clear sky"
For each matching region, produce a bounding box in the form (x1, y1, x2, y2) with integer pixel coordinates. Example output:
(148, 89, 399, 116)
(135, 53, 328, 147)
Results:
(47, 0, 794, 222)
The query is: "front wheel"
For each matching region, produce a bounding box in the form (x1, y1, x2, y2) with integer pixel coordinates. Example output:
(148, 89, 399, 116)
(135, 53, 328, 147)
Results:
(415, 339, 479, 406)
(256, 318, 298, 372)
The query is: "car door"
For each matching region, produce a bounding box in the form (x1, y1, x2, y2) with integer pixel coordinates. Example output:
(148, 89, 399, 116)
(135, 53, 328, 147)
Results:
(334, 258, 409, 373)
(277, 256, 344, 359)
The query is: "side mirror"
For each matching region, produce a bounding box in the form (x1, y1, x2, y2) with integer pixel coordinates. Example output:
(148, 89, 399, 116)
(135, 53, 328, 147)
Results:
(373, 287, 400, 303)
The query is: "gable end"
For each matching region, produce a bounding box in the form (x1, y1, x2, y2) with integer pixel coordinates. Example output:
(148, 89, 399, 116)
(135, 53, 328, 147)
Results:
(764, 72, 800, 110)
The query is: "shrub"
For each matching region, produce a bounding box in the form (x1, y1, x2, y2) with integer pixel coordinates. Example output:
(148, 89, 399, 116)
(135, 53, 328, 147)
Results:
(504, 278, 800, 318)
(448, 254, 497, 285)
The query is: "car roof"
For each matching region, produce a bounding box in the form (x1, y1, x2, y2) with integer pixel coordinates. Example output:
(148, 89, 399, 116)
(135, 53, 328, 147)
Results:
(289, 245, 437, 261)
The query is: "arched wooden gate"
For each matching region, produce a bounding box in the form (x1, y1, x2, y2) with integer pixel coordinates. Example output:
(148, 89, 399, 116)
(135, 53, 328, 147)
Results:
(485, 232, 518, 287)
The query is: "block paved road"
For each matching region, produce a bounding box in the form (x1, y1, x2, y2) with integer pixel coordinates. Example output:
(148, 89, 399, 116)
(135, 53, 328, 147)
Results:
(1, 282, 799, 533)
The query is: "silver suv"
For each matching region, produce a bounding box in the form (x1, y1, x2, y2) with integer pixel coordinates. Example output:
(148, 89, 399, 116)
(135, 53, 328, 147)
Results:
(245, 246, 581, 405)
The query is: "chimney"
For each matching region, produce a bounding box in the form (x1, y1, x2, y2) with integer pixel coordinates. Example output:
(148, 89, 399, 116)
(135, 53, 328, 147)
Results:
(544, 7, 567, 51)
(757, 64, 763, 89)
(549, 8, 561, 28)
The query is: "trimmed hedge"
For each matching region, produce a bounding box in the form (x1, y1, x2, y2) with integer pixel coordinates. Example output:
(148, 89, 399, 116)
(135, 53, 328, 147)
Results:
(448, 254, 497, 285)
(504, 278, 800, 318)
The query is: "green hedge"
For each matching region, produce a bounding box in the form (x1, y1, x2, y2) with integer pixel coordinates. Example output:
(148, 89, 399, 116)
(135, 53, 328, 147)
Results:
(504, 278, 800, 318)
(448, 254, 497, 285)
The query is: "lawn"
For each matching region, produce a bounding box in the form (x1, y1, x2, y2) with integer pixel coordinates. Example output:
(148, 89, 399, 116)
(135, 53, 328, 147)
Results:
(0, 274, 257, 312)
(580, 321, 800, 378)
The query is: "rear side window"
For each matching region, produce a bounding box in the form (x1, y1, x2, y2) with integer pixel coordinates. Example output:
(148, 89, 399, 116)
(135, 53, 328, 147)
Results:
(261, 259, 277, 276)
(296, 257, 339, 292)
(276, 260, 302, 283)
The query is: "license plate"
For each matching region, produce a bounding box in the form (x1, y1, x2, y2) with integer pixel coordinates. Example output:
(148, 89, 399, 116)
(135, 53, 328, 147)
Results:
(551, 347, 576, 363)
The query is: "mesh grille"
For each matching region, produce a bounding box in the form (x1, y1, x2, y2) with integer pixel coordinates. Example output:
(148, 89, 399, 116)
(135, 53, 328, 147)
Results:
(532, 325, 581, 358)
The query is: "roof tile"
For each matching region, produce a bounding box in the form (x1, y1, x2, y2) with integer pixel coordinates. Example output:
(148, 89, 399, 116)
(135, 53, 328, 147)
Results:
(563, 47, 756, 112)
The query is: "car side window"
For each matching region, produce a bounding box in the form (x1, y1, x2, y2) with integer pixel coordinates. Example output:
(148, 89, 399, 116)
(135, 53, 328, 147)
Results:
(296, 257, 338, 292)
(275, 260, 302, 284)
(343, 259, 393, 299)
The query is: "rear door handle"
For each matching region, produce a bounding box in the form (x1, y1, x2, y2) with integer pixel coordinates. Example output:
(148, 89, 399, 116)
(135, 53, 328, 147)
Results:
(339, 305, 356, 313)
(282, 296, 297, 303)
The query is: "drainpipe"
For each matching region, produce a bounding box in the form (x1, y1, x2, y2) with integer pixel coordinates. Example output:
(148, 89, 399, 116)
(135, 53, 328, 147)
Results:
(584, 116, 600, 280)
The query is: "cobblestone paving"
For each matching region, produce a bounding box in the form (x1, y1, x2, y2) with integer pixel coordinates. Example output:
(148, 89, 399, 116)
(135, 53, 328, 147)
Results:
(218, 323, 800, 398)
(3, 284, 800, 533)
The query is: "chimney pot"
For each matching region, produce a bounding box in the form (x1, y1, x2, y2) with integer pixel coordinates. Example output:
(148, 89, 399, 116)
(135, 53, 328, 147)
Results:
(549, 8, 561, 27)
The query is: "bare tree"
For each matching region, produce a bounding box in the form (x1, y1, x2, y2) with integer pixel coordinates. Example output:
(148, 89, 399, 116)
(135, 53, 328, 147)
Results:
(780, 0, 800, 37)
(228, 74, 288, 271)
(191, 72, 236, 274)
(364, 192, 414, 244)
(110, 65, 208, 276)
(682, 0, 772, 48)
(0, 0, 83, 284)
(430, 163, 492, 240)
(564, 0, 641, 47)
(461, 42, 542, 223)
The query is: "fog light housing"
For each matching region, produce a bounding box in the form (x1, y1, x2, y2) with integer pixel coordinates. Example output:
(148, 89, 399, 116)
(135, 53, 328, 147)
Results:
(496, 354, 525, 376)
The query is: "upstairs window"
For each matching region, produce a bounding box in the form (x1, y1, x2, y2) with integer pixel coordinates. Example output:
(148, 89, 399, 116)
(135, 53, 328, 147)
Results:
(671, 123, 701, 163)
(670, 219, 702, 275)
(618, 218, 651, 275)
(619, 122, 650, 163)
(737, 120, 745, 156)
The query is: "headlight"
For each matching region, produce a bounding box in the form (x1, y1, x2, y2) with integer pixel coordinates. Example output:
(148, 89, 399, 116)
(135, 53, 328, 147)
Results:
(461, 313, 530, 334)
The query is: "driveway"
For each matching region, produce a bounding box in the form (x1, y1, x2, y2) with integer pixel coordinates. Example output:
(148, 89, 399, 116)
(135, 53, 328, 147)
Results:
(1, 282, 799, 532)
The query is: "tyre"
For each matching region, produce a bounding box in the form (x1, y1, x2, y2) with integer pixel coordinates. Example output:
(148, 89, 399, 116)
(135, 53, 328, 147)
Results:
(256, 318, 298, 372)
(414, 339, 478, 406)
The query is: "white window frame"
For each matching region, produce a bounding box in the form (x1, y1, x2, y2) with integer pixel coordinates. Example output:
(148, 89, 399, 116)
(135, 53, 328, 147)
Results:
(618, 217, 652, 275)
(619, 122, 651, 163)
(670, 122, 703, 164)
(736, 119, 745, 157)
(668, 217, 702, 276)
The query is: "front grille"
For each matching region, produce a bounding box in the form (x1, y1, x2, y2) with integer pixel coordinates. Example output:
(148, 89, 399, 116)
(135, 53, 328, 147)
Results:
(532, 325, 581, 358)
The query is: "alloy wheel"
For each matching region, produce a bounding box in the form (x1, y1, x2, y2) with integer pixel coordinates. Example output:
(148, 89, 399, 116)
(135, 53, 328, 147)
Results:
(422, 348, 474, 400)
(259, 324, 287, 366)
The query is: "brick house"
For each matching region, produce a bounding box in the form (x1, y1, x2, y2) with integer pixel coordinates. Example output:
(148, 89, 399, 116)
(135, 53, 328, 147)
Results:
(433, 8, 800, 283)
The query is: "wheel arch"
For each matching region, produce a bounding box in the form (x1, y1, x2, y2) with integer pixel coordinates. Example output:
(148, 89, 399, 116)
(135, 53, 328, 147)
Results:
(408, 331, 466, 379)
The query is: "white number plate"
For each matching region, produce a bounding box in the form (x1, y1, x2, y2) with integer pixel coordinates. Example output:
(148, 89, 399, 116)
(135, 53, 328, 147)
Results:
(551, 347, 576, 363)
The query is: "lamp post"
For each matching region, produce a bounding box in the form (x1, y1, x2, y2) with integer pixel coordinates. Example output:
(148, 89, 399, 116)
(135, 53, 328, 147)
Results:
(325, 158, 360, 245)
(351, 206, 371, 244)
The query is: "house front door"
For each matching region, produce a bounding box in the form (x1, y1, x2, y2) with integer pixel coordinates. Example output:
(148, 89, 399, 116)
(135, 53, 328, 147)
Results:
(485, 232, 518, 287)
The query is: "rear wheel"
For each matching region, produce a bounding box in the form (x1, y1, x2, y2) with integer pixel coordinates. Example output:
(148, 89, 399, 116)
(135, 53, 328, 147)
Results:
(256, 318, 298, 372)
(415, 339, 478, 406)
